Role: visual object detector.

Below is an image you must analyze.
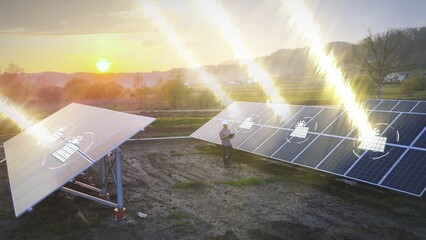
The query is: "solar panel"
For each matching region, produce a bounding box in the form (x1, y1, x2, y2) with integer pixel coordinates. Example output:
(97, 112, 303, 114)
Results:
(4, 103, 155, 217)
(191, 100, 426, 197)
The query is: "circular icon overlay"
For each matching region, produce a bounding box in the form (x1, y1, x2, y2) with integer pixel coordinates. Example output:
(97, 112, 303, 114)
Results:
(234, 114, 261, 134)
(352, 123, 400, 160)
(286, 117, 318, 144)
(42, 132, 94, 170)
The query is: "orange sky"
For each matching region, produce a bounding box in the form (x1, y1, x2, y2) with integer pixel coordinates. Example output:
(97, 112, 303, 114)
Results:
(0, 0, 425, 73)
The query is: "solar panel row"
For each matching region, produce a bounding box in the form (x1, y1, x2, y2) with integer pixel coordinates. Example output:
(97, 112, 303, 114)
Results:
(191, 100, 426, 197)
(5, 103, 155, 217)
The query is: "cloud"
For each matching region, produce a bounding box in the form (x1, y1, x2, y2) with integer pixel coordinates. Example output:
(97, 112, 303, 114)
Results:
(0, 0, 150, 35)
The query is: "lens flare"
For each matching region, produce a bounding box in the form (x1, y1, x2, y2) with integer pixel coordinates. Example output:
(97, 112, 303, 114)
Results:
(198, 0, 287, 106)
(0, 98, 33, 130)
(282, 1, 374, 139)
(0, 97, 52, 146)
(141, 1, 233, 110)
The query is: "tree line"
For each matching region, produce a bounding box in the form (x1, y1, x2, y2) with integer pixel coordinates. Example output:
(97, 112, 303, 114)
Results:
(0, 64, 220, 109)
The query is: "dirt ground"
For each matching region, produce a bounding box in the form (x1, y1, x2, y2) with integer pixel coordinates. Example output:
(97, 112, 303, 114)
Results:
(0, 138, 425, 240)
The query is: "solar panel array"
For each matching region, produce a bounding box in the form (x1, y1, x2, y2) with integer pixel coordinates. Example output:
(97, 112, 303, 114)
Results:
(4, 103, 155, 217)
(191, 99, 426, 197)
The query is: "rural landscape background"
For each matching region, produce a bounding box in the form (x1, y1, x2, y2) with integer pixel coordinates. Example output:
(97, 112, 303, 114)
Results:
(1, 0, 426, 239)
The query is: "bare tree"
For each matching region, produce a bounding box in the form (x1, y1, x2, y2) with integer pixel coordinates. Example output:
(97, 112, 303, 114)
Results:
(132, 73, 146, 108)
(354, 29, 410, 98)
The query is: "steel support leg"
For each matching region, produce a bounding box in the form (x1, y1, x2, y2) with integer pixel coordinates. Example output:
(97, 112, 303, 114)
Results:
(99, 156, 110, 200)
(114, 148, 126, 220)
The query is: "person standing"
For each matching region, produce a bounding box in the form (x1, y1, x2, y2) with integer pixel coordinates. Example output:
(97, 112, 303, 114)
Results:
(219, 120, 233, 167)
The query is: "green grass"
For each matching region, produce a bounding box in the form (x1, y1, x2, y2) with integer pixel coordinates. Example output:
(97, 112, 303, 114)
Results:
(173, 180, 204, 189)
(151, 117, 211, 127)
(224, 177, 264, 187)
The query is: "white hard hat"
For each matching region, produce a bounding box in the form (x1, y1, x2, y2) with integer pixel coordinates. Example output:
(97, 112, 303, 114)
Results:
(222, 120, 229, 125)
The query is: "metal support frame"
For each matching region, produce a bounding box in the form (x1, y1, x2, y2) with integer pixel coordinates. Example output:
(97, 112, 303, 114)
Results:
(115, 147, 124, 210)
(63, 147, 126, 221)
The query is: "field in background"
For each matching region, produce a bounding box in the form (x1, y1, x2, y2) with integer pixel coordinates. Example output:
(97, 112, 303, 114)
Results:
(1, 80, 426, 139)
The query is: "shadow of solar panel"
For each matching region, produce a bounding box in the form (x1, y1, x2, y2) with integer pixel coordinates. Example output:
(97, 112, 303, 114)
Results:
(381, 150, 426, 196)
(364, 99, 382, 110)
(254, 129, 290, 156)
(411, 102, 426, 113)
(391, 101, 417, 112)
(4, 103, 155, 217)
(238, 127, 278, 152)
(293, 136, 342, 168)
(272, 133, 316, 162)
(346, 147, 406, 184)
(317, 140, 363, 175)
(385, 114, 426, 146)
(375, 100, 399, 111)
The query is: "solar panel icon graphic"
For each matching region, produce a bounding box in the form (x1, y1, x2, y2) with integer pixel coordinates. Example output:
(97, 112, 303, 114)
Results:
(4, 103, 155, 217)
(290, 121, 309, 139)
(358, 129, 387, 153)
(191, 100, 426, 197)
(51, 136, 82, 163)
(238, 117, 255, 130)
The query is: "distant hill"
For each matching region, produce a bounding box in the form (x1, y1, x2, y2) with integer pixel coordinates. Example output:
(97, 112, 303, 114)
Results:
(8, 26, 426, 88)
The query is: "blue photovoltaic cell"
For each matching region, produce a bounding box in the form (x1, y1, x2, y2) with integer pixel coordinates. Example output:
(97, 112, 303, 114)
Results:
(411, 102, 426, 113)
(311, 108, 343, 133)
(262, 105, 303, 127)
(254, 129, 290, 157)
(237, 104, 267, 123)
(191, 119, 221, 139)
(215, 102, 255, 121)
(272, 134, 316, 162)
(385, 114, 426, 146)
(317, 140, 362, 175)
(227, 125, 261, 147)
(375, 100, 399, 111)
(392, 101, 417, 112)
(282, 107, 322, 129)
(198, 119, 223, 141)
(238, 127, 278, 152)
(413, 129, 426, 149)
(293, 136, 342, 168)
(364, 99, 382, 110)
(381, 150, 426, 196)
(323, 112, 354, 137)
(346, 147, 406, 183)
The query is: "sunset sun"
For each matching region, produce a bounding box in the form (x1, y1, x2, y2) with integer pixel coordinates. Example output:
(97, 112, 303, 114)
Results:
(96, 58, 112, 72)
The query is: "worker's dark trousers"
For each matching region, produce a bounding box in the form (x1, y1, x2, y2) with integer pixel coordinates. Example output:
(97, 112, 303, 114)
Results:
(223, 146, 233, 166)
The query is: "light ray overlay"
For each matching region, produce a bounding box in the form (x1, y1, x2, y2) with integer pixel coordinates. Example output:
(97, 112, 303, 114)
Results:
(141, 1, 233, 110)
(282, 1, 374, 138)
(0, 98, 33, 130)
(198, 0, 287, 106)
